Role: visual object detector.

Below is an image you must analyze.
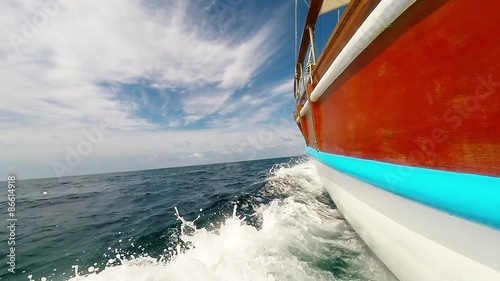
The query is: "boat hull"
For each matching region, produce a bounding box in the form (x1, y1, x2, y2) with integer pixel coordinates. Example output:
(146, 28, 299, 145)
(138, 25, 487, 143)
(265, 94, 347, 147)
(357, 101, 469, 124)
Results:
(295, 0, 500, 279)
(311, 157, 500, 281)
(302, 0, 500, 177)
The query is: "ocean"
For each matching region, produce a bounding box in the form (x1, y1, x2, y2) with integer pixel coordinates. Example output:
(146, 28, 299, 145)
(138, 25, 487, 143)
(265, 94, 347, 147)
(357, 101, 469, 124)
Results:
(1, 157, 398, 281)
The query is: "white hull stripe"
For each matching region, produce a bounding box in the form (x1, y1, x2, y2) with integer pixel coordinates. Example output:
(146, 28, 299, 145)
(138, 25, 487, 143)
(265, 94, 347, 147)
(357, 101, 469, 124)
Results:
(313, 159, 500, 280)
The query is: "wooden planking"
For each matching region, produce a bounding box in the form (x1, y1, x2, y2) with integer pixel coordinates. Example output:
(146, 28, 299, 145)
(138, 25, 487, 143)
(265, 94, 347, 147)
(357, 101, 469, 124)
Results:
(311, 0, 500, 176)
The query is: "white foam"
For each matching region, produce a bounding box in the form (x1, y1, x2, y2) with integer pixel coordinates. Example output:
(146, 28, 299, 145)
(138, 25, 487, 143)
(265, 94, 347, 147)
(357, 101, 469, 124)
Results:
(44, 160, 396, 281)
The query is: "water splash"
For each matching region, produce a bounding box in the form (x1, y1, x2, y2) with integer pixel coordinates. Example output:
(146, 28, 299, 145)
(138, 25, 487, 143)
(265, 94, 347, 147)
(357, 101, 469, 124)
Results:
(32, 160, 397, 281)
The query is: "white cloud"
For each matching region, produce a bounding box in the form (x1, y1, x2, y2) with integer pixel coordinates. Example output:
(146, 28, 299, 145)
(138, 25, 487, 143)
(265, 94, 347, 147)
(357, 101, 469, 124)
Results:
(183, 152, 204, 160)
(0, 0, 304, 179)
(1, 0, 281, 124)
(270, 79, 294, 97)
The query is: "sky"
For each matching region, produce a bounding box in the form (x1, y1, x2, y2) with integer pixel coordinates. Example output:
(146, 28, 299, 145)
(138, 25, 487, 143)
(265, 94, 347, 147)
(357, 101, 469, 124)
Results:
(1, 0, 309, 179)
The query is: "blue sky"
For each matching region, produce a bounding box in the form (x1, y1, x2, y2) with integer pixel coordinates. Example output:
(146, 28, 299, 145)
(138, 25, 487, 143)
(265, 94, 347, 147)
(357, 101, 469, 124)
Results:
(0, 0, 314, 179)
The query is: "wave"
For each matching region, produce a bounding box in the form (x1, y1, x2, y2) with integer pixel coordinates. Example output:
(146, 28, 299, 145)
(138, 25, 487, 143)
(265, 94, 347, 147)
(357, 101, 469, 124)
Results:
(31, 159, 396, 281)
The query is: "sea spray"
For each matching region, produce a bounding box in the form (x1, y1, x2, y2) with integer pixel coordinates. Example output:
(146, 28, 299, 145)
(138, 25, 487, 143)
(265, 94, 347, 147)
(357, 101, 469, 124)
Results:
(24, 159, 397, 281)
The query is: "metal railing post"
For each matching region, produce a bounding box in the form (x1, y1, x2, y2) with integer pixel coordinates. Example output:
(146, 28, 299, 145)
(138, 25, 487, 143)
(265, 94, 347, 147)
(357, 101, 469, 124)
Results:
(307, 25, 317, 64)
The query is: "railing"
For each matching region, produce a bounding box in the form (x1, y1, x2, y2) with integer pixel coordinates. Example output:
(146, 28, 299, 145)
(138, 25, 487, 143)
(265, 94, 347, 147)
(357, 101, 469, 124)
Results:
(294, 0, 323, 115)
(294, 0, 348, 123)
(294, 0, 417, 122)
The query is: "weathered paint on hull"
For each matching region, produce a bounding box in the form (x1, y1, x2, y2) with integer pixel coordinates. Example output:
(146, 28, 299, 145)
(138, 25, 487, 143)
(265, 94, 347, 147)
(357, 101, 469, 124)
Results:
(295, 1, 500, 278)
(306, 0, 500, 177)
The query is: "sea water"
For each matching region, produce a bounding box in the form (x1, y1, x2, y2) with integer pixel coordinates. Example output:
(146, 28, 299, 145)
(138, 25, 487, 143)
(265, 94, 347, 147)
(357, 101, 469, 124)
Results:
(0, 157, 397, 281)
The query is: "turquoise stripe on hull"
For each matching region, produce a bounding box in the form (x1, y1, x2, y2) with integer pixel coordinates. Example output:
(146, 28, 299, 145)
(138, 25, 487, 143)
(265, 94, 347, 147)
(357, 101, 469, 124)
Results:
(306, 147, 500, 230)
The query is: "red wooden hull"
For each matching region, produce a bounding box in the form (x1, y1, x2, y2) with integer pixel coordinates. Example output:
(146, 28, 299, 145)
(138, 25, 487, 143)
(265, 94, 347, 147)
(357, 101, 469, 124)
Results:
(300, 0, 500, 177)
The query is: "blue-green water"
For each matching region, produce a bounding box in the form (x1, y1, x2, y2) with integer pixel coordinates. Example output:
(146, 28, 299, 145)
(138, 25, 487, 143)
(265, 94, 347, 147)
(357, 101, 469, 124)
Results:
(0, 157, 397, 281)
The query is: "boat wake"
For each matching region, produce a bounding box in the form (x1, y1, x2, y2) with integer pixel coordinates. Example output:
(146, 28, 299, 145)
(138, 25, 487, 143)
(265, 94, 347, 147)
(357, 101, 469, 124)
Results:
(35, 160, 396, 281)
